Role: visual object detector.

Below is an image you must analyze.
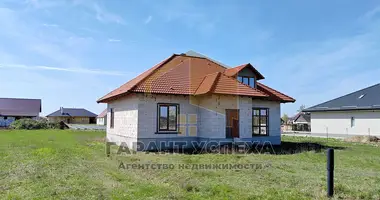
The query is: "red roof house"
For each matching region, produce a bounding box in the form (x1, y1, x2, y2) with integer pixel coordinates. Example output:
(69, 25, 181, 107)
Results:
(98, 51, 295, 151)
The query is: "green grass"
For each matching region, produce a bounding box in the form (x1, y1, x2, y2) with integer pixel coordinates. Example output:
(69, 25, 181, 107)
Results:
(1, 130, 380, 199)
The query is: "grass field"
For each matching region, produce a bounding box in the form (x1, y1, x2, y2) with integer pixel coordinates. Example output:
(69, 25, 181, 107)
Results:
(1, 130, 380, 200)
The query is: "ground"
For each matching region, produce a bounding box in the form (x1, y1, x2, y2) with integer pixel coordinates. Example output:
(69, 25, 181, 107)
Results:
(1, 130, 380, 200)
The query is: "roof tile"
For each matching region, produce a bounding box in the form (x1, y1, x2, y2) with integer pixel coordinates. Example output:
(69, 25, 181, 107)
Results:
(97, 52, 295, 103)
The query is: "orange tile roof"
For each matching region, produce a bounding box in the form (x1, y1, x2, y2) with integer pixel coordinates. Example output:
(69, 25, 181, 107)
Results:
(97, 55, 176, 102)
(212, 74, 268, 97)
(97, 109, 107, 118)
(223, 63, 265, 80)
(97, 54, 295, 103)
(257, 82, 295, 102)
(194, 72, 220, 95)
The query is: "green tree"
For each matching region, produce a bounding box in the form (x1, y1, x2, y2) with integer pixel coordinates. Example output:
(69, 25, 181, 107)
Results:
(282, 114, 289, 124)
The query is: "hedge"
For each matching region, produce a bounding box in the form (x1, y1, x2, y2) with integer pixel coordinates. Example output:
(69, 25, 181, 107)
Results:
(10, 118, 61, 130)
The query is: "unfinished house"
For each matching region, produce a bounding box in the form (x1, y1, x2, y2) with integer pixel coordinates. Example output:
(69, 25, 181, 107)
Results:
(97, 51, 295, 150)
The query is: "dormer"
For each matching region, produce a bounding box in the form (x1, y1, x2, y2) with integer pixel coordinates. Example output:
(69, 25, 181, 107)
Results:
(224, 63, 265, 88)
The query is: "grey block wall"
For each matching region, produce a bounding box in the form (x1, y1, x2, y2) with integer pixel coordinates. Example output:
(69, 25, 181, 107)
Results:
(106, 93, 282, 151)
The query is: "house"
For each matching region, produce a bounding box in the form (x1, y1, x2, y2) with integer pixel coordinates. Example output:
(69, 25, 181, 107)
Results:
(304, 83, 380, 136)
(97, 51, 295, 151)
(47, 107, 97, 124)
(97, 109, 107, 125)
(0, 98, 42, 127)
(291, 112, 311, 131)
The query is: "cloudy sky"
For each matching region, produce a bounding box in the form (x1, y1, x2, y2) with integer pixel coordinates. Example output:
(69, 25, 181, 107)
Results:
(0, 0, 379, 116)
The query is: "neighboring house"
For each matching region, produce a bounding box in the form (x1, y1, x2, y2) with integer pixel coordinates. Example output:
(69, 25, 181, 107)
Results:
(47, 107, 97, 124)
(291, 112, 311, 131)
(0, 98, 41, 127)
(304, 83, 380, 136)
(97, 51, 295, 151)
(97, 109, 107, 125)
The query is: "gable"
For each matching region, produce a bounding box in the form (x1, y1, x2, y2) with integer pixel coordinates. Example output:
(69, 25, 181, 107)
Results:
(294, 114, 310, 123)
(238, 67, 257, 77)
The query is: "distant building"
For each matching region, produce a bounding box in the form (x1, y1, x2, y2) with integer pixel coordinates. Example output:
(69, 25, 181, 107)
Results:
(304, 83, 380, 136)
(0, 98, 42, 127)
(97, 109, 107, 125)
(47, 107, 97, 124)
(281, 112, 311, 132)
(292, 112, 311, 131)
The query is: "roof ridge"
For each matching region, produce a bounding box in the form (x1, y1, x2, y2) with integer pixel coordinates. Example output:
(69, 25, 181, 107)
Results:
(194, 72, 221, 95)
(224, 63, 265, 80)
(97, 54, 177, 102)
(150, 57, 192, 80)
(180, 54, 229, 70)
(305, 83, 380, 110)
(124, 54, 179, 92)
(185, 50, 229, 69)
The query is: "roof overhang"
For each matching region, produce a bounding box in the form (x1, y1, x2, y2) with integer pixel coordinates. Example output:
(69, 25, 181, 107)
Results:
(303, 106, 380, 112)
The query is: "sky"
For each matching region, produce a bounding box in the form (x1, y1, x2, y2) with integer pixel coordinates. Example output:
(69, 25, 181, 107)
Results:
(0, 0, 380, 117)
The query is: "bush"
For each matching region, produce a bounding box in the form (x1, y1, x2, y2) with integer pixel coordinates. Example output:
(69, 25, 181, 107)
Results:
(10, 118, 60, 130)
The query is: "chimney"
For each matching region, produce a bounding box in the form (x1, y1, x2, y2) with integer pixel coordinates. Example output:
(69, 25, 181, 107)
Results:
(60, 107, 63, 115)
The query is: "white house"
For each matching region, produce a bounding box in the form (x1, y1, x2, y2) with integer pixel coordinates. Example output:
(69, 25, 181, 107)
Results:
(97, 109, 107, 126)
(304, 83, 380, 136)
(97, 51, 295, 151)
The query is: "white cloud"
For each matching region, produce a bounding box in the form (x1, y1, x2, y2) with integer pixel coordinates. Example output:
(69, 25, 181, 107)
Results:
(0, 63, 128, 76)
(92, 3, 125, 25)
(144, 15, 152, 24)
(23, 0, 65, 9)
(108, 38, 121, 42)
(42, 23, 59, 27)
(257, 13, 380, 115)
(363, 6, 380, 20)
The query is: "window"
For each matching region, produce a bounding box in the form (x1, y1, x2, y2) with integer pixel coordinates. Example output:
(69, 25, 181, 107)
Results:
(157, 104, 179, 132)
(242, 77, 249, 85)
(110, 108, 114, 128)
(238, 76, 255, 88)
(252, 108, 269, 136)
(351, 117, 355, 128)
(249, 78, 255, 88)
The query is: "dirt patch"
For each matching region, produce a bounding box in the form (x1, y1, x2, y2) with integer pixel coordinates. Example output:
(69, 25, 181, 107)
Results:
(91, 137, 106, 143)
(344, 136, 380, 143)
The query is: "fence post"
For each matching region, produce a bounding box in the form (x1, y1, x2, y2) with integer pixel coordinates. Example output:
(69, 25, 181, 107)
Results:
(368, 128, 371, 137)
(327, 148, 334, 197)
(346, 128, 348, 138)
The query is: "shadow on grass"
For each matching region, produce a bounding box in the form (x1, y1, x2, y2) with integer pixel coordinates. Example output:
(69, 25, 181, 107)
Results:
(269, 141, 346, 155)
(140, 141, 346, 155)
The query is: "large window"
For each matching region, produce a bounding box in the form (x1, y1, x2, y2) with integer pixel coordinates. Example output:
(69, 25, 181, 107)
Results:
(157, 104, 179, 132)
(238, 76, 255, 88)
(252, 108, 269, 136)
(110, 108, 114, 128)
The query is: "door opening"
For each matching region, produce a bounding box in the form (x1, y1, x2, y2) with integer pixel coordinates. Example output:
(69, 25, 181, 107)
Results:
(226, 109, 239, 138)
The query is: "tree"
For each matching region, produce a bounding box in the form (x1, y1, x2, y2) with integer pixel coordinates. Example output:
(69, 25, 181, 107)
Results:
(297, 105, 306, 112)
(281, 114, 289, 124)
